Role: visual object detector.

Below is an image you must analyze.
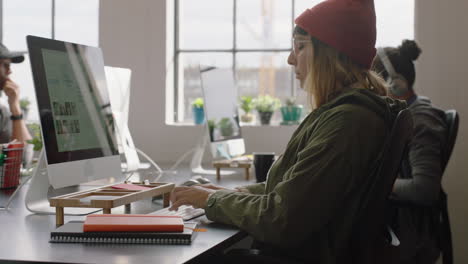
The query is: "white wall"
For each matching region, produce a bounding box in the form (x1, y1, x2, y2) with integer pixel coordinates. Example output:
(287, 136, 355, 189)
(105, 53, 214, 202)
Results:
(100, 0, 468, 262)
(415, 0, 468, 263)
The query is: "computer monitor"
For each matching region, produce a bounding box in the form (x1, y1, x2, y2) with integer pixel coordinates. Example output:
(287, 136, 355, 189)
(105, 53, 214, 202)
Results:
(104, 66, 140, 172)
(200, 67, 245, 159)
(25, 36, 123, 212)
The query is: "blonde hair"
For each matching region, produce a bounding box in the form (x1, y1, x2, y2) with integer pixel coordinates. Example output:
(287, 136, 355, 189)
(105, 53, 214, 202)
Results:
(303, 37, 387, 109)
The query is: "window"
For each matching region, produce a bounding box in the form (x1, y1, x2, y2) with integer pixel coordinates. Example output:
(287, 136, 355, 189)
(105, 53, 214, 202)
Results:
(0, 0, 99, 121)
(174, 0, 414, 124)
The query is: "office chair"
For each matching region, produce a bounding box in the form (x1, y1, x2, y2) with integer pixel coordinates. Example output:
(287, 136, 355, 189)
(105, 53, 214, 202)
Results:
(349, 109, 413, 264)
(389, 109, 459, 264)
(222, 109, 413, 264)
(442, 110, 459, 172)
(438, 109, 459, 264)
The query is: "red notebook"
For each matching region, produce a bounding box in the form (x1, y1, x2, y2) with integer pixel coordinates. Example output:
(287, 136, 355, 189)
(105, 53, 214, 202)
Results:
(84, 214, 184, 232)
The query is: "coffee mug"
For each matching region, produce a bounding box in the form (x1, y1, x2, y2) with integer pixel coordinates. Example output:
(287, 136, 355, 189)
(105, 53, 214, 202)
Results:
(253, 152, 275, 183)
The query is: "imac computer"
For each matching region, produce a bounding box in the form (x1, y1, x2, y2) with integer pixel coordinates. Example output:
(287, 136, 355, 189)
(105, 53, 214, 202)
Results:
(25, 36, 123, 214)
(104, 66, 141, 172)
(190, 67, 245, 174)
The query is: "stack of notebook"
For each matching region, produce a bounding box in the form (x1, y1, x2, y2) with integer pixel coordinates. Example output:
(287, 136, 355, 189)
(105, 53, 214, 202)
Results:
(50, 214, 197, 245)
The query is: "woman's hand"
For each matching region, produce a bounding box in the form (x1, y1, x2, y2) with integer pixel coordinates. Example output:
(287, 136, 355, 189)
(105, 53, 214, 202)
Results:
(169, 186, 216, 211)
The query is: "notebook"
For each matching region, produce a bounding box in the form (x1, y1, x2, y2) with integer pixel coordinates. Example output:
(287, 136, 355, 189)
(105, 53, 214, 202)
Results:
(83, 214, 184, 232)
(50, 221, 197, 245)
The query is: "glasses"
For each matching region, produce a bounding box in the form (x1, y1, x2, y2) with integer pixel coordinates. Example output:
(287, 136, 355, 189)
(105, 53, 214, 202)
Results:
(292, 38, 312, 55)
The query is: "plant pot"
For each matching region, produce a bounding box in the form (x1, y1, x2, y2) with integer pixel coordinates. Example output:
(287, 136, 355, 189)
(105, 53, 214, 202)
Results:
(192, 106, 205, 125)
(280, 105, 303, 125)
(258, 111, 273, 125)
(241, 113, 255, 123)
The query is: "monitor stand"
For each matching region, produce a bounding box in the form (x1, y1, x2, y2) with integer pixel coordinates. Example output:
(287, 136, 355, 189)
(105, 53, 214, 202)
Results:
(25, 150, 101, 215)
(190, 126, 235, 176)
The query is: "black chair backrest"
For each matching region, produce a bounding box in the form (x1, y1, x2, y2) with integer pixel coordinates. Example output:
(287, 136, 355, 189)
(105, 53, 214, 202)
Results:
(438, 109, 459, 264)
(350, 109, 414, 264)
(442, 110, 459, 172)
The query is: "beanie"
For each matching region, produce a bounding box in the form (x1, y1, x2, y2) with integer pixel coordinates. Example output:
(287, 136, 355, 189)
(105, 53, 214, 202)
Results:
(295, 0, 376, 69)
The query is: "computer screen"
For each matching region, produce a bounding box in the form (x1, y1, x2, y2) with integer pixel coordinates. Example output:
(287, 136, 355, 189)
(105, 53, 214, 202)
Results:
(200, 68, 245, 159)
(27, 35, 122, 189)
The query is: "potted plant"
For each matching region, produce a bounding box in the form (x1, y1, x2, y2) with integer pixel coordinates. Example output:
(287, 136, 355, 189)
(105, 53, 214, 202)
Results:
(25, 123, 43, 168)
(254, 95, 281, 125)
(280, 97, 303, 125)
(20, 98, 31, 120)
(191, 98, 205, 125)
(207, 119, 217, 141)
(239, 96, 255, 123)
(218, 117, 234, 137)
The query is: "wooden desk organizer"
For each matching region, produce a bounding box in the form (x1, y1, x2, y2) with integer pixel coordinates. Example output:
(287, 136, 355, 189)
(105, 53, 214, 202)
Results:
(212, 159, 252, 181)
(49, 182, 174, 227)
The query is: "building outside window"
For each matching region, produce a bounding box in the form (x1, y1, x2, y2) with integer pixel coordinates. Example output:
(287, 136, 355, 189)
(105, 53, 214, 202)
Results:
(173, 0, 414, 124)
(0, 0, 99, 121)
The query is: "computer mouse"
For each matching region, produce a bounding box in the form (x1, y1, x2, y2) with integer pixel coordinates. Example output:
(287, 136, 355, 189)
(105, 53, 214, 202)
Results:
(180, 179, 201, 187)
(192, 175, 211, 184)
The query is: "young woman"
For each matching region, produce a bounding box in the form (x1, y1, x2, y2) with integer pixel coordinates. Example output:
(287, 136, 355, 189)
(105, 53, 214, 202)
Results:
(170, 0, 405, 262)
(373, 40, 446, 264)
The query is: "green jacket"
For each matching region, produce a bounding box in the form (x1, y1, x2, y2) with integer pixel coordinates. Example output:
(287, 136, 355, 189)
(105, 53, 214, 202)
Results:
(205, 88, 406, 263)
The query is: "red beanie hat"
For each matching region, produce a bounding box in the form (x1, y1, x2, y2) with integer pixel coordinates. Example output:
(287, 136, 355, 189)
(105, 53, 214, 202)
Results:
(295, 0, 376, 69)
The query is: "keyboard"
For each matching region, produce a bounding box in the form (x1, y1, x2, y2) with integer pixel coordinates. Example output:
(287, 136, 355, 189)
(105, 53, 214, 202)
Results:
(149, 205, 205, 221)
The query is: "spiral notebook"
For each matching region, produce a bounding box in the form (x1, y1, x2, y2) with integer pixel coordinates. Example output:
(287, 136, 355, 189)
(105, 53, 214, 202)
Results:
(50, 221, 197, 245)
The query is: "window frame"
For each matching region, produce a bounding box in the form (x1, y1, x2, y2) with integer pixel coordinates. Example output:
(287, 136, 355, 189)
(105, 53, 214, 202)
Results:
(173, 0, 302, 123)
(0, 0, 99, 122)
(0, 0, 3, 43)
(0, 0, 59, 53)
(0, 0, 99, 51)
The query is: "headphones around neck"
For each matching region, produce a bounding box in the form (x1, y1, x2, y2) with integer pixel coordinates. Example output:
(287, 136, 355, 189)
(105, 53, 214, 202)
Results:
(376, 48, 409, 97)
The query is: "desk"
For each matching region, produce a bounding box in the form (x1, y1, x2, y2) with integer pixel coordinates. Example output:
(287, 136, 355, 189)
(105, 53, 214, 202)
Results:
(0, 167, 253, 264)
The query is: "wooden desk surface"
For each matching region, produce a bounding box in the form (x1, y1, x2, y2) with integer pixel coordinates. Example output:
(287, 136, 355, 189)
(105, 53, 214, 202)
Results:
(0, 167, 253, 264)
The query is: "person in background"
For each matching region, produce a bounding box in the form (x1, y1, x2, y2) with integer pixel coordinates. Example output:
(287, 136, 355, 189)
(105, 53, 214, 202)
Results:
(170, 0, 407, 263)
(0, 43, 32, 143)
(372, 39, 445, 264)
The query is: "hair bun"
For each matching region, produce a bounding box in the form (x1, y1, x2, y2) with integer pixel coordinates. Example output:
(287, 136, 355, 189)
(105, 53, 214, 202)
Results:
(399, 40, 421, 61)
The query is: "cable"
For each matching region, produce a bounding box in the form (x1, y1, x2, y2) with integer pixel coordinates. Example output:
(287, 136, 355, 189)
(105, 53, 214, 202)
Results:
(115, 123, 204, 181)
(166, 147, 196, 173)
(123, 171, 135, 182)
(128, 147, 197, 182)
(121, 147, 164, 182)
(123, 146, 200, 183)
(135, 147, 163, 174)
(0, 175, 31, 211)
(123, 146, 196, 182)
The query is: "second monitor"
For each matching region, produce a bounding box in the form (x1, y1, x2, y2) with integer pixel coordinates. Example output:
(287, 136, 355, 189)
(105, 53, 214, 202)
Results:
(200, 67, 245, 160)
